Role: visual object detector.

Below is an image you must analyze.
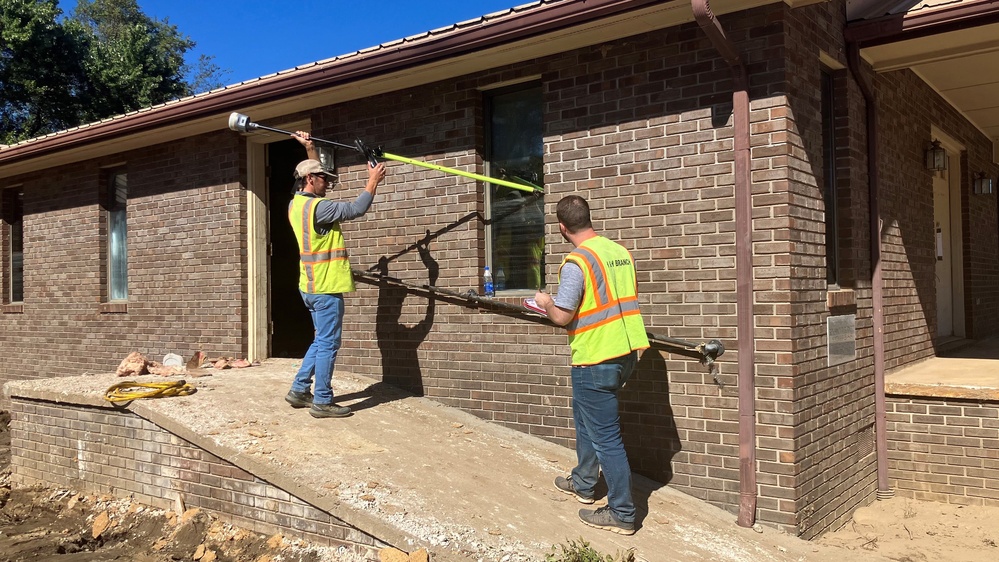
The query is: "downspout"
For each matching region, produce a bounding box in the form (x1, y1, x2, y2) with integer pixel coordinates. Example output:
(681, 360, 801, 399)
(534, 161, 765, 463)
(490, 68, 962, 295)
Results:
(846, 42, 893, 500)
(691, 0, 757, 527)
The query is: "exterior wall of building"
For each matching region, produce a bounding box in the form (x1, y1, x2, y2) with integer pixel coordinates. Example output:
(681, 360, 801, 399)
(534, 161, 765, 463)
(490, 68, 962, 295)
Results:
(0, 132, 247, 387)
(316, 6, 798, 529)
(1, 8, 801, 529)
(8, 398, 384, 557)
(782, 2, 881, 538)
(2, 0, 998, 539)
(887, 396, 999, 506)
(877, 69, 999, 359)
(777, 0, 999, 538)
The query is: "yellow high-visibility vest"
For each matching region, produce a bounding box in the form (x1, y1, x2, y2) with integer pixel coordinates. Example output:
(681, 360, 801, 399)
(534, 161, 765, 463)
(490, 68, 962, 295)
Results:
(288, 195, 355, 294)
(560, 236, 650, 365)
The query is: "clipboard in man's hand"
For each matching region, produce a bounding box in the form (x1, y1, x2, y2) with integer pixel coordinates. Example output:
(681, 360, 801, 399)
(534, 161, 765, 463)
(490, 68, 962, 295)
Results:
(523, 298, 547, 316)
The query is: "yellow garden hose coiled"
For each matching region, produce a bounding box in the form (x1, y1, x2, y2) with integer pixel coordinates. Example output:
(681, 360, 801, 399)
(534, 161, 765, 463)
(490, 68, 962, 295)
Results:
(104, 380, 196, 402)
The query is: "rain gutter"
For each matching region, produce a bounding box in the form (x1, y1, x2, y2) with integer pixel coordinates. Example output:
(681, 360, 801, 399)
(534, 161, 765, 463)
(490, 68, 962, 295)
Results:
(846, 41, 894, 501)
(691, 0, 756, 528)
(0, 0, 663, 168)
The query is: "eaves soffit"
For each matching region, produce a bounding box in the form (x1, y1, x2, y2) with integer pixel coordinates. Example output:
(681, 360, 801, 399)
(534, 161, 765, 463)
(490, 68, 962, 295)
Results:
(846, 0, 999, 144)
(0, 0, 781, 178)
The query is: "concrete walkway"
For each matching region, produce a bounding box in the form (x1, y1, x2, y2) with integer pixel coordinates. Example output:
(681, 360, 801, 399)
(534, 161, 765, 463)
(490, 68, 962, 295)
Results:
(4, 359, 891, 562)
(886, 336, 999, 400)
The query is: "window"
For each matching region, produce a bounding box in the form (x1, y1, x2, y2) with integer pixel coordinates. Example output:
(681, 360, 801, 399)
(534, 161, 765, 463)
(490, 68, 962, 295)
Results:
(3, 187, 24, 303)
(105, 170, 128, 301)
(485, 84, 545, 292)
(821, 69, 839, 286)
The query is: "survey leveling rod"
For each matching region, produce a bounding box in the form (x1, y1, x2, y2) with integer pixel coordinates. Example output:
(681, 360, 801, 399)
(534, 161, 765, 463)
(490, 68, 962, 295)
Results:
(227, 113, 543, 194)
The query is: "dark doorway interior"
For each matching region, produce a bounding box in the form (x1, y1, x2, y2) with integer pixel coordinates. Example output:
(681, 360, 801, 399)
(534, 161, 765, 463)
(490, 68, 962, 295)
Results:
(268, 139, 312, 357)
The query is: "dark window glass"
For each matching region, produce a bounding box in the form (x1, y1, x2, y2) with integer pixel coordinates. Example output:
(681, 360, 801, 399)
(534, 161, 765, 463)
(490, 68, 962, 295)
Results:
(821, 70, 839, 286)
(486, 85, 545, 292)
(5, 188, 24, 302)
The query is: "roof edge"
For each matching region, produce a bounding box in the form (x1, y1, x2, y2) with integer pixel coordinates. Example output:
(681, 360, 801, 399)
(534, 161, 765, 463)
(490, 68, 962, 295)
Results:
(845, 1, 999, 46)
(0, 0, 664, 169)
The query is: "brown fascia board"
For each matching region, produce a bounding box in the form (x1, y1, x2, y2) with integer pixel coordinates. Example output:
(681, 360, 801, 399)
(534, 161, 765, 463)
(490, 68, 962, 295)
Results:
(0, 0, 664, 169)
(845, 1, 999, 46)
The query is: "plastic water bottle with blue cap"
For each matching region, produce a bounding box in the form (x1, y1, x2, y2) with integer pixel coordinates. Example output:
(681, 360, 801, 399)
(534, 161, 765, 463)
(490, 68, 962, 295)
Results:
(483, 266, 494, 297)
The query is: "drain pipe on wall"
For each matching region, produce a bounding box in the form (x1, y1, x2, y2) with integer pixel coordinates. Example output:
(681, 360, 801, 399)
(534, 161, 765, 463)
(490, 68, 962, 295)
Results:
(692, 0, 757, 527)
(847, 42, 893, 500)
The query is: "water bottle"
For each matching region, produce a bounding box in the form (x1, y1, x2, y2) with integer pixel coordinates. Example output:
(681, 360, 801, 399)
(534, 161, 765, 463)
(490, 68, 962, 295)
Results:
(483, 266, 494, 297)
(495, 268, 506, 292)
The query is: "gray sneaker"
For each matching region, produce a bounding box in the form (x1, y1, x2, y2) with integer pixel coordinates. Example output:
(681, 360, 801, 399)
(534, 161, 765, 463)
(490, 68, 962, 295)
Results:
(285, 390, 313, 409)
(310, 403, 352, 418)
(578, 506, 635, 535)
(554, 475, 594, 504)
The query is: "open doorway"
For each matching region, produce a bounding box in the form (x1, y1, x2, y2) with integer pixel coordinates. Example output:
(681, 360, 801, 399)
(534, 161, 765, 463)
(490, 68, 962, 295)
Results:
(268, 139, 313, 357)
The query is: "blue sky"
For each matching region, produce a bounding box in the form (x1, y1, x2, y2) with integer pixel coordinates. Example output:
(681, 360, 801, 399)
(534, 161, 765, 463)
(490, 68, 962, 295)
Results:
(60, 1, 528, 86)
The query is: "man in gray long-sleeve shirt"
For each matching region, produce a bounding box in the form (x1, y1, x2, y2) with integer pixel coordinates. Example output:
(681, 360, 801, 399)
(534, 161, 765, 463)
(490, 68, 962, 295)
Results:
(284, 131, 387, 419)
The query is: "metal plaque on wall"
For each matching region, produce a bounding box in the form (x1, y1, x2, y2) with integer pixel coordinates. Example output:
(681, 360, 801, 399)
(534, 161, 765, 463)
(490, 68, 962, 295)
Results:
(827, 314, 857, 366)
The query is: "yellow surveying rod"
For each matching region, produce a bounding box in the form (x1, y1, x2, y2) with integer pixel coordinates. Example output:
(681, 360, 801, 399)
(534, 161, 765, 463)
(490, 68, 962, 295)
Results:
(378, 151, 542, 194)
(227, 112, 543, 194)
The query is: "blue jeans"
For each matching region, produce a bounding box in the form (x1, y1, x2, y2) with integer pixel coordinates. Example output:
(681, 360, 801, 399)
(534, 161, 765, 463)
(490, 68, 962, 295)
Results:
(570, 351, 638, 523)
(291, 292, 344, 405)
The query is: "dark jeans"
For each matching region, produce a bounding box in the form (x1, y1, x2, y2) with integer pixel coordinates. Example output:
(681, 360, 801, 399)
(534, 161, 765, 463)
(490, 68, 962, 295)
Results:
(570, 351, 638, 523)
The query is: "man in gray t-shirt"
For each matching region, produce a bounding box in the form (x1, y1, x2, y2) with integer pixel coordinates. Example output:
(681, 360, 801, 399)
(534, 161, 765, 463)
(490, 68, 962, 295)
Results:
(552, 261, 584, 313)
(532, 195, 642, 536)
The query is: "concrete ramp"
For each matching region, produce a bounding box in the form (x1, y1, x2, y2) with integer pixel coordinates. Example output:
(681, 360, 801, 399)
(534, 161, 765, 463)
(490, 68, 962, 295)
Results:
(3, 359, 887, 561)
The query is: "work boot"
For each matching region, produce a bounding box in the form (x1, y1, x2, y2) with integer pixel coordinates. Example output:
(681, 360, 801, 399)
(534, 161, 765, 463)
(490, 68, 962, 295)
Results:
(578, 506, 635, 535)
(284, 390, 313, 409)
(554, 475, 594, 504)
(309, 403, 352, 418)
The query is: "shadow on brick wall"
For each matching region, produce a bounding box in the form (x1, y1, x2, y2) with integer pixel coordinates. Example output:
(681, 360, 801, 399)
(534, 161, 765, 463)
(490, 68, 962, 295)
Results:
(619, 348, 681, 486)
(374, 244, 438, 396)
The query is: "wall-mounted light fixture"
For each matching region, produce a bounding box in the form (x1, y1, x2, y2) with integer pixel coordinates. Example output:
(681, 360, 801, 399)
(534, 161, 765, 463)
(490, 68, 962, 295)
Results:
(925, 140, 947, 171)
(973, 172, 994, 195)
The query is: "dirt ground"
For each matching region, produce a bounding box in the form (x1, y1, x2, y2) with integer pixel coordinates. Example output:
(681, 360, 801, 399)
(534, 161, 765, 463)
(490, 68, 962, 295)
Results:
(0, 411, 356, 562)
(1, 409, 997, 562)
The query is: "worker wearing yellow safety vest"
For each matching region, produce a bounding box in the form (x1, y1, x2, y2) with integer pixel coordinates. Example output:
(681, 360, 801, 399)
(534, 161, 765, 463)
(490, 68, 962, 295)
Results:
(533, 195, 650, 536)
(285, 131, 386, 419)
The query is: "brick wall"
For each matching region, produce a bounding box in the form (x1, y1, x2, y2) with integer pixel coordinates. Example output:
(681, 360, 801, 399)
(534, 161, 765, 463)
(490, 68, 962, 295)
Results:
(887, 396, 999, 505)
(773, 0, 999, 538)
(306, 7, 796, 528)
(0, 4, 844, 533)
(3, 0, 999, 539)
(8, 398, 385, 558)
(877, 69, 999, 351)
(780, 2, 882, 538)
(0, 130, 247, 391)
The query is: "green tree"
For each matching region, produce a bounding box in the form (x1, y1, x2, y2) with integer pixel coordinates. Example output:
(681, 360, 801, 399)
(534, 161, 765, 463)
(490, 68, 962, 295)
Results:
(0, 0, 227, 143)
(0, 0, 88, 142)
(186, 52, 226, 95)
(71, 0, 192, 120)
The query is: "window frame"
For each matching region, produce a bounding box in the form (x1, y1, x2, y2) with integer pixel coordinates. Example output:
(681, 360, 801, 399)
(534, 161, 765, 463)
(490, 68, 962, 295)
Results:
(483, 81, 546, 295)
(102, 167, 129, 306)
(2, 186, 25, 308)
(820, 68, 840, 288)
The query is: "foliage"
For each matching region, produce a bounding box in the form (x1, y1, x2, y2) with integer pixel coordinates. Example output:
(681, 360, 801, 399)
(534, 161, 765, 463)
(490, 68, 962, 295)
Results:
(0, 0, 88, 142)
(0, 0, 228, 144)
(545, 538, 637, 562)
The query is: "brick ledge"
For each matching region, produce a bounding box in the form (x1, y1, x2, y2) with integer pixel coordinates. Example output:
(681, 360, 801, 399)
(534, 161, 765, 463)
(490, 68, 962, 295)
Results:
(98, 302, 128, 313)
